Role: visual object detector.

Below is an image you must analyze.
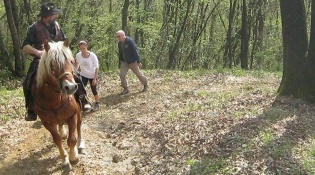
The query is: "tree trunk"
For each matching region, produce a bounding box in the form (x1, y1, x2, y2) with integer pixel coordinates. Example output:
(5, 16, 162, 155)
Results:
(240, 0, 249, 69)
(301, 0, 315, 100)
(0, 30, 13, 71)
(224, 0, 237, 68)
(4, 0, 23, 77)
(251, 0, 265, 69)
(122, 0, 130, 34)
(167, 0, 193, 69)
(278, 0, 308, 97)
(181, 1, 221, 70)
(308, 0, 315, 61)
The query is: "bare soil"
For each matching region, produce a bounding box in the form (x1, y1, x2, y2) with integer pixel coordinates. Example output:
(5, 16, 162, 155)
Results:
(2, 70, 308, 175)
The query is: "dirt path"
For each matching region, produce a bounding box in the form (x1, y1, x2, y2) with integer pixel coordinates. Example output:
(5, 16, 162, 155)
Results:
(0, 70, 280, 175)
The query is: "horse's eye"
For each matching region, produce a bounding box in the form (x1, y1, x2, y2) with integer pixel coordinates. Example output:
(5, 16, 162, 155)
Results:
(50, 64, 56, 75)
(50, 63, 54, 69)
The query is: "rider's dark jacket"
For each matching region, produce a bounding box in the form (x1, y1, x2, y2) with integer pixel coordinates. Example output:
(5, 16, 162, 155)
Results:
(22, 20, 66, 107)
(22, 20, 65, 59)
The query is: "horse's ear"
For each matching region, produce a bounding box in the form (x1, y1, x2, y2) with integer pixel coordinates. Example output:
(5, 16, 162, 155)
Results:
(44, 40, 50, 52)
(64, 38, 71, 48)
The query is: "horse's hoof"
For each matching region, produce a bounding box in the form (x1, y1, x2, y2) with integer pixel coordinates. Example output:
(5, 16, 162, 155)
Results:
(62, 164, 72, 172)
(78, 148, 87, 155)
(70, 158, 79, 165)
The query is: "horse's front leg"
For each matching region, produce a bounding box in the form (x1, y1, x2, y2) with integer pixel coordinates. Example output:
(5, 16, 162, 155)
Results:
(43, 122, 71, 172)
(59, 124, 67, 139)
(77, 111, 87, 155)
(67, 115, 79, 165)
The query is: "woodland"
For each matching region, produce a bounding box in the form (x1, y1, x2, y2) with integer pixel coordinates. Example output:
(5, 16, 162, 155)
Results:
(2, 0, 315, 98)
(1, 0, 282, 74)
(2, 0, 315, 174)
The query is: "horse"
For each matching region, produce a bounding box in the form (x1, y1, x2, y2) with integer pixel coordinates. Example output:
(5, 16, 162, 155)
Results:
(34, 39, 86, 172)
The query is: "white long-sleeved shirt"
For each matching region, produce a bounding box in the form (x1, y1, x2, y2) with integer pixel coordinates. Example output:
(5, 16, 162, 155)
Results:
(75, 51, 99, 79)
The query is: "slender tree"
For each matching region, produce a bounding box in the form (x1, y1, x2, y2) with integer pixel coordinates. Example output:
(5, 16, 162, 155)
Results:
(223, 0, 237, 68)
(3, 0, 23, 76)
(308, 0, 315, 61)
(0, 31, 12, 71)
(122, 0, 130, 34)
(240, 0, 249, 69)
(250, 0, 265, 69)
(166, 0, 194, 69)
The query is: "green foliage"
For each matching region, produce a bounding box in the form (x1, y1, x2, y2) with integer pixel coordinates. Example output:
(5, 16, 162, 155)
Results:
(259, 130, 276, 144)
(189, 157, 227, 174)
(295, 140, 315, 173)
(1, 0, 285, 75)
(0, 115, 10, 122)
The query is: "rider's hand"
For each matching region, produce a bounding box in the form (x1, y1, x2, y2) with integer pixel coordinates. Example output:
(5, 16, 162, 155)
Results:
(138, 62, 142, 68)
(36, 50, 43, 58)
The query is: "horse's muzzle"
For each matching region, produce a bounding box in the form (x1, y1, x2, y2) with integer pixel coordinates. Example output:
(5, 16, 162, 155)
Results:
(62, 80, 78, 95)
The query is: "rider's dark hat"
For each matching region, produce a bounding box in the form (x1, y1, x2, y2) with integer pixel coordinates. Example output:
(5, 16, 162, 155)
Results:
(38, 2, 61, 17)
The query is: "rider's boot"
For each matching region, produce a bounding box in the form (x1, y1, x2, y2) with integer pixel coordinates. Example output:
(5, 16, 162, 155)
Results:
(23, 78, 37, 121)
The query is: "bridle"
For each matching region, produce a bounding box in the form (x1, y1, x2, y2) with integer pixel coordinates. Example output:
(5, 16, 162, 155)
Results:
(57, 71, 72, 80)
(35, 41, 78, 117)
(48, 52, 76, 93)
(56, 71, 73, 91)
(36, 68, 76, 116)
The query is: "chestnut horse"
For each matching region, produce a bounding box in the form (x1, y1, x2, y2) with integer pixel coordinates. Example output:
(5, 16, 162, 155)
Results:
(34, 39, 86, 172)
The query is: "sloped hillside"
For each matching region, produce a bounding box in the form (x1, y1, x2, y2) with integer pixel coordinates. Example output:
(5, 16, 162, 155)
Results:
(1, 70, 314, 175)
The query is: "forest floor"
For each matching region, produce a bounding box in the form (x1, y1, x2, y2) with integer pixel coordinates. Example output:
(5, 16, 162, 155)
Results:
(1, 70, 315, 175)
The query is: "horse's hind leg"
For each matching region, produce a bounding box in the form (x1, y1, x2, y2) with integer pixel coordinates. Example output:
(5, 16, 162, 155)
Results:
(67, 116, 79, 165)
(77, 112, 87, 155)
(43, 122, 72, 172)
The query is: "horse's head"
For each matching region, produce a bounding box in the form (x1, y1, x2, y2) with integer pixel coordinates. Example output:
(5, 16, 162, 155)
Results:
(37, 38, 78, 95)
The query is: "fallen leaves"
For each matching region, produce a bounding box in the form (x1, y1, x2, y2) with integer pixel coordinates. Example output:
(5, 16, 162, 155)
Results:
(2, 70, 315, 174)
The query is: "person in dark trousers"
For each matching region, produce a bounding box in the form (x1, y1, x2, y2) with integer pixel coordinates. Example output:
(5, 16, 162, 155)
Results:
(75, 41, 100, 111)
(116, 30, 148, 95)
(22, 2, 91, 121)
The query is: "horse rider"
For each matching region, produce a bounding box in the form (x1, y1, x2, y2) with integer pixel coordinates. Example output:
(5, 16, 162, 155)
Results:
(22, 2, 91, 121)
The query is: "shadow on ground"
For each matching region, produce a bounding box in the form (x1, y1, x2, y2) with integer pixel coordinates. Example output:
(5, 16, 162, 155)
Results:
(0, 144, 60, 175)
(189, 96, 314, 174)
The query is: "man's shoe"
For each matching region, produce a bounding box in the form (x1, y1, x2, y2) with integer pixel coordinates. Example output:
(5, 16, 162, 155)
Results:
(25, 110, 37, 121)
(83, 103, 92, 111)
(120, 88, 130, 95)
(92, 103, 100, 111)
(142, 84, 148, 92)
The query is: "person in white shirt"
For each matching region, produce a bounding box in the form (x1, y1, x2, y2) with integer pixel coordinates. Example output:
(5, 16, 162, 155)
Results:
(75, 40, 100, 111)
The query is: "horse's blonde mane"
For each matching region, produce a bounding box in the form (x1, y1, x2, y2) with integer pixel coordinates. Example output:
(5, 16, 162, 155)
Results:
(36, 41, 74, 87)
